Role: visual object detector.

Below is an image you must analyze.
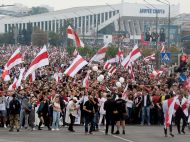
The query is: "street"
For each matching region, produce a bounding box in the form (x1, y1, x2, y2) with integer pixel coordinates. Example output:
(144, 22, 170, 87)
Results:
(0, 126, 190, 142)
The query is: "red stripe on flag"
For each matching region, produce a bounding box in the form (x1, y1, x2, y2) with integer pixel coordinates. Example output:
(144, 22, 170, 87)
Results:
(6, 53, 22, 67)
(74, 32, 81, 47)
(29, 52, 48, 68)
(66, 58, 85, 75)
(97, 48, 108, 54)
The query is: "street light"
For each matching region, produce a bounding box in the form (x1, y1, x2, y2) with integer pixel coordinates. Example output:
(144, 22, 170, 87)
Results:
(105, 3, 121, 47)
(156, 0, 170, 50)
(144, 0, 159, 49)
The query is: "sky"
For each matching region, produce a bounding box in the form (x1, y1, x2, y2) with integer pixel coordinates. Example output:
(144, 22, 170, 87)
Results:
(1, 0, 190, 13)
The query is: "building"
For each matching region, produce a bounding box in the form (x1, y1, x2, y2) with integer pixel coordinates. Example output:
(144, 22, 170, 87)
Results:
(0, 2, 180, 42)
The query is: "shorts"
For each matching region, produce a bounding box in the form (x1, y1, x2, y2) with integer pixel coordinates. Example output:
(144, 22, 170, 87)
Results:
(114, 113, 126, 121)
(0, 110, 7, 117)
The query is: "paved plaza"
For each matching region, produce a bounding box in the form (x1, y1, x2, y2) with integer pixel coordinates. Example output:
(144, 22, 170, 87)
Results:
(0, 126, 190, 142)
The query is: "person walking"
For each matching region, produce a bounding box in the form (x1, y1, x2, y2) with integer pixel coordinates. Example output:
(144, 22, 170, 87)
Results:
(83, 95, 95, 134)
(51, 95, 62, 131)
(9, 94, 21, 132)
(104, 94, 115, 135)
(66, 97, 78, 132)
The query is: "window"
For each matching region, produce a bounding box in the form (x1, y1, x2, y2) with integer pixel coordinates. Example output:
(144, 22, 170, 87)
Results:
(101, 13, 104, 23)
(79, 17, 81, 27)
(5, 24, 7, 33)
(105, 12, 108, 20)
(113, 11, 116, 16)
(49, 21, 51, 31)
(109, 11, 112, 18)
(41, 21, 44, 30)
(52, 20, 55, 32)
(97, 14, 100, 24)
(45, 21, 48, 31)
(94, 14, 96, 27)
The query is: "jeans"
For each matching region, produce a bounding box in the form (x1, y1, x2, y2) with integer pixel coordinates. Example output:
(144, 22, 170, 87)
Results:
(141, 106, 150, 125)
(127, 107, 132, 122)
(105, 115, 115, 134)
(85, 114, 94, 133)
(93, 112, 99, 130)
(52, 111, 60, 129)
(20, 109, 29, 128)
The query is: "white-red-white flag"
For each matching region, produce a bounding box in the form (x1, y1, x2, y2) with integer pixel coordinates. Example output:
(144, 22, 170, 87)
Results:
(90, 44, 109, 62)
(107, 57, 119, 63)
(121, 45, 141, 69)
(67, 26, 84, 48)
(103, 62, 112, 70)
(4, 48, 23, 70)
(162, 97, 177, 128)
(24, 45, 49, 79)
(108, 66, 117, 75)
(83, 71, 90, 91)
(161, 44, 165, 53)
(29, 71, 36, 83)
(8, 77, 18, 91)
(64, 55, 88, 77)
(1, 69, 10, 81)
(116, 47, 124, 61)
(128, 63, 135, 80)
(144, 53, 155, 62)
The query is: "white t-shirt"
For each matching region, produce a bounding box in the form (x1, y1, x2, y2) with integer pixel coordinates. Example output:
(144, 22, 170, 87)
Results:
(126, 99, 133, 108)
(0, 96, 6, 111)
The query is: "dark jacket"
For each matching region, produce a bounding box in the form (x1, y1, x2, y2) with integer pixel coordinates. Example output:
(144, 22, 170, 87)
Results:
(104, 99, 115, 116)
(9, 99, 21, 115)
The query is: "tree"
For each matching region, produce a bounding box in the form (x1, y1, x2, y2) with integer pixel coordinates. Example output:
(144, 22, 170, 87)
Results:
(32, 28, 48, 46)
(48, 32, 62, 46)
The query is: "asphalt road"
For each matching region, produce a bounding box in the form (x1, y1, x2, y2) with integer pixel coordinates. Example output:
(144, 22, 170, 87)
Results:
(0, 126, 190, 142)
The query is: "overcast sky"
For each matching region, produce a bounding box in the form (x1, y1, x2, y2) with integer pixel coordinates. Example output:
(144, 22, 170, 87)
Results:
(1, 0, 189, 13)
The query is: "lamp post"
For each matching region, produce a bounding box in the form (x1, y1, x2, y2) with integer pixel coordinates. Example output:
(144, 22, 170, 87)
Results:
(105, 3, 121, 47)
(157, 0, 170, 50)
(144, 0, 159, 50)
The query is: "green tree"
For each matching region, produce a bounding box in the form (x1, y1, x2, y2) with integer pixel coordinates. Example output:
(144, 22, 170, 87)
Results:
(32, 28, 48, 46)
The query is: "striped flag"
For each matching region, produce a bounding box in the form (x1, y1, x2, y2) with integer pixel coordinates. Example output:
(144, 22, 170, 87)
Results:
(29, 71, 36, 83)
(90, 44, 108, 62)
(121, 45, 141, 69)
(83, 71, 90, 91)
(108, 66, 117, 75)
(4, 48, 23, 70)
(162, 97, 177, 128)
(67, 26, 84, 48)
(24, 45, 49, 79)
(103, 62, 112, 70)
(144, 53, 155, 62)
(64, 55, 88, 77)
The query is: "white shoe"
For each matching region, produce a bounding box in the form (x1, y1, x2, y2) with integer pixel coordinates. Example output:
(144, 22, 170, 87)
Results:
(32, 128, 36, 131)
(56, 128, 60, 131)
(52, 128, 55, 131)
(4, 125, 7, 128)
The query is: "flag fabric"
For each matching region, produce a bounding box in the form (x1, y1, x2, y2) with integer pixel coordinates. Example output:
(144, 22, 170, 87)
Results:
(144, 53, 155, 62)
(73, 49, 78, 56)
(67, 26, 84, 48)
(90, 44, 109, 62)
(1, 70, 10, 81)
(103, 62, 112, 70)
(64, 55, 88, 77)
(53, 72, 60, 83)
(8, 77, 18, 91)
(29, 71, 36, 83)
(121, 45, 141, 69)
(108, 66, 117, 75)
(16, 68, 25, 88)
(107, 57, 119, 63)
(24, 46, 49, 79)
(150, 69, 163, 78)
(128, 63, 135, 80)
(116, 47, 124, 61)
(83, 71, 90, 91)
(4, 48, 23, 70)
(161, 44, 165, 53)
(162, 97, 177, 128)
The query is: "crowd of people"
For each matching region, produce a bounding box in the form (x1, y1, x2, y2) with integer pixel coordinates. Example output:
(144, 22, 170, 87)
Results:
(0, 44, 190, 137)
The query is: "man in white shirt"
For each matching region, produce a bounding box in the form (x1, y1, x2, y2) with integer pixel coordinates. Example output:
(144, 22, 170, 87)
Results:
(0, 93, 7, 128)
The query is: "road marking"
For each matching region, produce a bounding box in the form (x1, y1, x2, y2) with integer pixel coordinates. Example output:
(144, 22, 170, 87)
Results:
(100, 130, 135, 142)
(0, 139, 25, 142)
